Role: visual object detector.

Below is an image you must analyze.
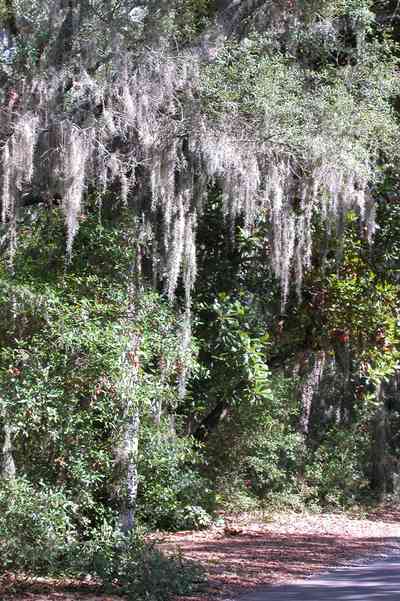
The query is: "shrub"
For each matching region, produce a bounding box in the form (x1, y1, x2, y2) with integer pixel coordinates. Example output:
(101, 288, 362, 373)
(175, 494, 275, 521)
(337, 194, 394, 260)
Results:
(304, 426, 371, 507)
(244, 429, 305, 496)
(215, 475, 260, 513)
(137, 419, 214, 530)
(79, 521, 205, 601)
(0, 478, 205, 601)
(204, 374, 304, 506)
(0, 477, 79, 573)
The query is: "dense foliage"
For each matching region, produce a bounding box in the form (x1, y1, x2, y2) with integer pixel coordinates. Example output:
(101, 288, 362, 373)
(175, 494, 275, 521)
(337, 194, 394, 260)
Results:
(1, 0, 400, 597)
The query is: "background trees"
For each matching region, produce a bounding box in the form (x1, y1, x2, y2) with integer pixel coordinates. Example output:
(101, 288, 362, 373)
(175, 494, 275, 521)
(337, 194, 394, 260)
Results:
(0, 0, 400, 594)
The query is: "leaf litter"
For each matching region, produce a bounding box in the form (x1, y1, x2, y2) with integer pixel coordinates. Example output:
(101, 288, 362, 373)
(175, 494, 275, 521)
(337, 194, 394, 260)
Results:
(3, 505, 400, 601)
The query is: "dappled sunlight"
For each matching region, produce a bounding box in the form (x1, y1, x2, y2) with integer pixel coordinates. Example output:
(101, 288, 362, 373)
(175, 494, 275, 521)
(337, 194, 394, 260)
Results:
(167, 512, 400, 601)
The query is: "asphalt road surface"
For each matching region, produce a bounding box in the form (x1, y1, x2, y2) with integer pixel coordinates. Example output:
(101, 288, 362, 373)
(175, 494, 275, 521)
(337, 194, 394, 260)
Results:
(238, 555, 400, 601)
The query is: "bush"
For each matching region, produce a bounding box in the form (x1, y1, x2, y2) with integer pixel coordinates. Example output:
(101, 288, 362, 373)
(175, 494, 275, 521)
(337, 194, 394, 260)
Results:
(78, 521, 205, 601)
(304, 426, 371, 507)
(204, 375, 304, 507)
(0, 478, 204, 601)
(137, 420, 214, 530)
(0, 477, 79, 573)
(212, 474, 259, 514)
(172, 505, 212, 530)
(244, 429, 305, 496)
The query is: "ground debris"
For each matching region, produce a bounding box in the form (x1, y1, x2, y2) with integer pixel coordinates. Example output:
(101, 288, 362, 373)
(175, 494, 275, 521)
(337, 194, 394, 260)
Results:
(166, 506, 400, 601)
(4, 506, 400, 601)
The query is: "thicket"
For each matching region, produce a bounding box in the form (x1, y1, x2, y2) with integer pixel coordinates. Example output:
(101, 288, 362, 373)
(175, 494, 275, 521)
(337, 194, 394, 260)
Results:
(1, 0, 400, 597)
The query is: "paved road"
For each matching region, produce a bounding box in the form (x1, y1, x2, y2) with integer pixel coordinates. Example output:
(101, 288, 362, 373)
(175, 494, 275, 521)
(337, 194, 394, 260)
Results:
(237, 555, 400, 601)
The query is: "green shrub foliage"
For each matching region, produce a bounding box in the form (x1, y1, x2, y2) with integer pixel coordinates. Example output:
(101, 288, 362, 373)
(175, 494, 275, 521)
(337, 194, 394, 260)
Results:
(0, 478, 78, 573)
(137, 419, 214, 530)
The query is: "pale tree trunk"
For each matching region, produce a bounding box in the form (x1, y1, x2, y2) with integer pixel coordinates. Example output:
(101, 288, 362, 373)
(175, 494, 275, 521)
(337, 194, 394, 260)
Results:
(2, 291, 18, 480)
(120, 408, 140, 533)
(1, 409, 16, 480)
(116, 332, 141, 534)
(298, 351, 326, 437)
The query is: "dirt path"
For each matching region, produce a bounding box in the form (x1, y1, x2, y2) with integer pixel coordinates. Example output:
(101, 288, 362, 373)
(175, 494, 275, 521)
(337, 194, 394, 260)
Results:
(165, 506, 400, 601)
(3, 506, 400, 601)
(237, 555, 400, 601)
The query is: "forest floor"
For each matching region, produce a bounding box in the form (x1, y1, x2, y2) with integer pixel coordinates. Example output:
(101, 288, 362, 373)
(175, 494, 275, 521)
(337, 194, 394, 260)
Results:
(2, 504, 400, 601)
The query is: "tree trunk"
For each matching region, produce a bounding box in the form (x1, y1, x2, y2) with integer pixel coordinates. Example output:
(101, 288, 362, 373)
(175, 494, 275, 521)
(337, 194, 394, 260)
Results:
(192, 402, 229, 442)
(116, 332, 141, 534)
(370, 383, 390, 498)
(120, 408, 140, 533)
(298, 351, 325, 437)
(1, 411, 16, 480)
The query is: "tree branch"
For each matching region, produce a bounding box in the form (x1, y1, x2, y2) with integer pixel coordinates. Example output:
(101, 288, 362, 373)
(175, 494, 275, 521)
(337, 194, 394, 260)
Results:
(3, 0, 18, 36)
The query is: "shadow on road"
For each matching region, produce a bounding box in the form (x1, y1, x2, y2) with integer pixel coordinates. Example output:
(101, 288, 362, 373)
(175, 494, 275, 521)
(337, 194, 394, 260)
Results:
(240, 557, 400, 601)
